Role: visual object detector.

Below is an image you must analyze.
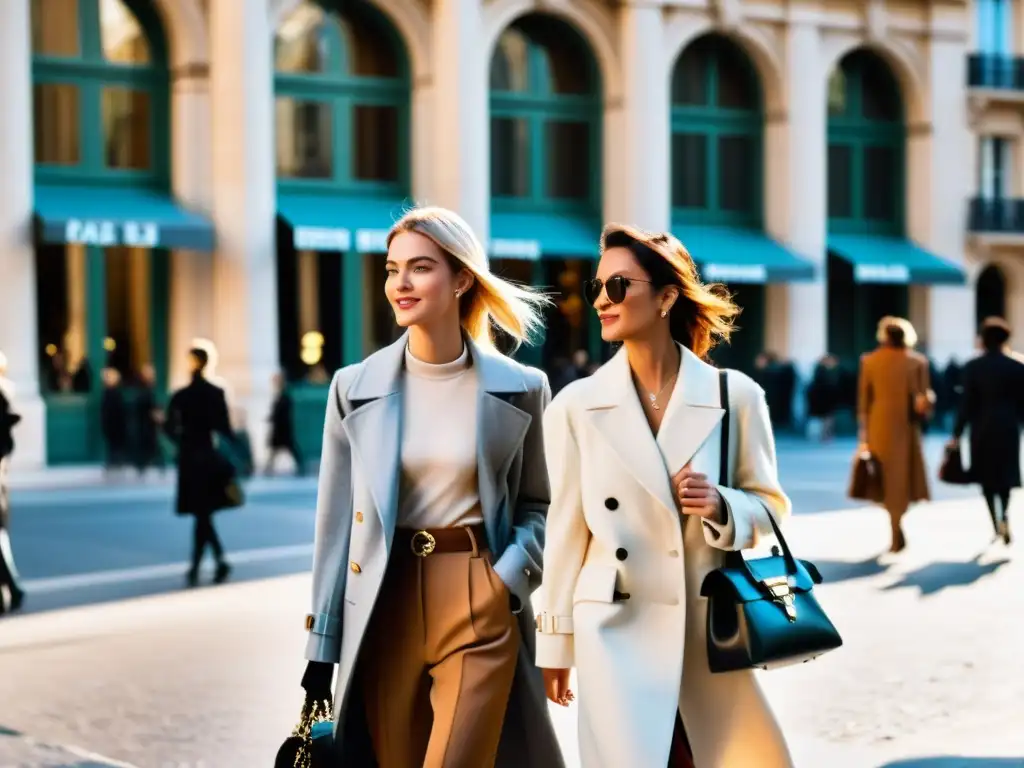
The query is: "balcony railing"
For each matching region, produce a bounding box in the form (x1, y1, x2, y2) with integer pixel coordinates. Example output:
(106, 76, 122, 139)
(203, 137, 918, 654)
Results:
(967, 54, 1024, 90)
(968, 196, 1024, 233)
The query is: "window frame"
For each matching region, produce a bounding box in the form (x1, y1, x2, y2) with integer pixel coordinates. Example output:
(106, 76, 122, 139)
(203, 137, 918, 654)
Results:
(31, 0, 170, 188)
(670, 36, 764, 228)
(488, 19, 603, 216)
(826, 50, 906, 236)
(273, 0, 411, 196)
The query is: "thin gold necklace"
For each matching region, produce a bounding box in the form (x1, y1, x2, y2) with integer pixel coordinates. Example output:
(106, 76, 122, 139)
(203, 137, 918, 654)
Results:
(644, 372, 677, 411)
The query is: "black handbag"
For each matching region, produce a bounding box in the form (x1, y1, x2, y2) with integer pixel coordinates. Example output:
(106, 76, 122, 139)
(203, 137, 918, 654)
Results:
(938, 441, 973, 485)
(275, 694, 334, 768)
(700, 370, 843, 673)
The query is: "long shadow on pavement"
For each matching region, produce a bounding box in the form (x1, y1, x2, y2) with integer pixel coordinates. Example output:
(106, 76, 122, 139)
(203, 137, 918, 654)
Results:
(880, 554, 1011, 597)
(879, 758, 1024, 767)
(813, 556, 891, 585)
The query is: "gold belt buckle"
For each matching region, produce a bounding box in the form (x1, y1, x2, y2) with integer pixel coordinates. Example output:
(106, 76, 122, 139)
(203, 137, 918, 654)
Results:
(410, 530, 437, 557)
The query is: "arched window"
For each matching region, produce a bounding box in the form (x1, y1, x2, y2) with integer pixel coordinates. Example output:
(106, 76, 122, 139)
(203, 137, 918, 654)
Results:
(274, 0, 409, 190)
(670, 35, 762, 227)
(976, 264, 1007, 326)
(489, 16, 601, 211)
(827, 50, 904, 233)
(32, 0, 169, 185)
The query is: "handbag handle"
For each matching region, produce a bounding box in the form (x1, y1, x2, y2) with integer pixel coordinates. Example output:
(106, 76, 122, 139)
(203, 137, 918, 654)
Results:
(717, 370, 799, 577)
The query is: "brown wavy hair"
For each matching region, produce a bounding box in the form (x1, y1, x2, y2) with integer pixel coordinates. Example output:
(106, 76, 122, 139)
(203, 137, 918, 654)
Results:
(600, 224, 740, 359)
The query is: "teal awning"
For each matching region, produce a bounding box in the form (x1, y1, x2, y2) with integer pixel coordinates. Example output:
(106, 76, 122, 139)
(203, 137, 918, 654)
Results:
(672, 224, 816, 283)
(489, 211, 601, 260)
(278, 193, 410, 253)
(828, 234, 965, 284)
(34, 184, 215, 251)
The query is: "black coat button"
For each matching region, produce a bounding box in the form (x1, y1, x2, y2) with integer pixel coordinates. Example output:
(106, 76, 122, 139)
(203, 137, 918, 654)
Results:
(616, 548, 628, 561)
(604, 497, 619, 510)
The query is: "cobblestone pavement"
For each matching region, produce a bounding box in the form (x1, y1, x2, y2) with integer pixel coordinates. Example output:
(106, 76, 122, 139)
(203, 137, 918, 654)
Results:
(2, 493, 1022, 767)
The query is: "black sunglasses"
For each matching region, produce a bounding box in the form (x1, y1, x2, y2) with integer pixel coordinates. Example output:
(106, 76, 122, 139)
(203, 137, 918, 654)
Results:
(584, 275, 652, 305)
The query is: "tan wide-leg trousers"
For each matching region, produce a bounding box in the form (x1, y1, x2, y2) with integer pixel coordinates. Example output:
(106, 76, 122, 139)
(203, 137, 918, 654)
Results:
(360, 532, 520, 768)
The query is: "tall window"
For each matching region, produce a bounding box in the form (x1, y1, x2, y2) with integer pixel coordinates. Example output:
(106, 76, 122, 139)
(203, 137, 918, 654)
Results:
(670, 35, 763, 227)
(977, 0, 1012, 56)
(274, 0, 409, 191)
(978, 136, 1012, 199)
(31, 0, 168, 185)
(827, 50, 905, 234)
(489, 15, 601, 213)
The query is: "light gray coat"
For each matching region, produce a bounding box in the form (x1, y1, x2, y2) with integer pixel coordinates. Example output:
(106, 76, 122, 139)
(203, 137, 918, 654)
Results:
(304, 332, 564, 767)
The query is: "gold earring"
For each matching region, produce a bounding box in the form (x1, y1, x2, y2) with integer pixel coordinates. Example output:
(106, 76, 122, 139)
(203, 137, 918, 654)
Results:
(454, 290, 461, 297)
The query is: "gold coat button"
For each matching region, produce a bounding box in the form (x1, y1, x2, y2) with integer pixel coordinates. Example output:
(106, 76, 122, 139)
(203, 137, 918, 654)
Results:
(350, 561, 361, 574)
(355, 511, 364, 523)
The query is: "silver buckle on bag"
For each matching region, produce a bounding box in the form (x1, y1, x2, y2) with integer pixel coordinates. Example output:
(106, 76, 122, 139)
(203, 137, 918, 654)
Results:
(763, 576, 797, 622)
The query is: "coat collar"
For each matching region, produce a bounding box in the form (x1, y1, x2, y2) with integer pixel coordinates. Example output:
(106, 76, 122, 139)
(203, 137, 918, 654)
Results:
(342, 329, 532, 554)
(582, 344, 725, 517)
(347, 330, 529, 402)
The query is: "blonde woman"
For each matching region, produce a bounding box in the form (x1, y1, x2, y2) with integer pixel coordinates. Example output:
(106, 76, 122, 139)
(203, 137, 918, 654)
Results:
(535, 226, 793, 768)
(855, 317, 932, 552)
(298, 206, 564, 768)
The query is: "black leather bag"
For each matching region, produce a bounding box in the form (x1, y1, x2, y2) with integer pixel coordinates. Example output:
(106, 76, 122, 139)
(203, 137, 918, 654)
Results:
(938, 441, 973, 485)
(700, 370, 843, 673)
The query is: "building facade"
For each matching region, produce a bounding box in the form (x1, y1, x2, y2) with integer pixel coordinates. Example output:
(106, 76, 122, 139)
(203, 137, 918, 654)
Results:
(0, 0, 987, 468)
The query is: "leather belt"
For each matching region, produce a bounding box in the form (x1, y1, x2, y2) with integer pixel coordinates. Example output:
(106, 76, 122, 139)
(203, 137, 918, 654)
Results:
(394, 524, 488, 557)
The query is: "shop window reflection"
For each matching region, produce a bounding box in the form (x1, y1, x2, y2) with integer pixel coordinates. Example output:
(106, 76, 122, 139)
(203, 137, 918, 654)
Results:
(102, 87, 151, 169)
(31, 0, 80, 57)
(276, 98, 333, 179)
(490, 30, 529, 92)
(546, 121, 590, 199)
(274, 1, 329, 74)
(353, 105, 399, 181)
(99, 0, 150, 64)
(34, 83, 81, 164)
(35, 243, 91, 394)
(337, 12, 399, 77)
(275, 243, 343, 382)
(491, 117, 530, 197)
(104, 246, 152, 381)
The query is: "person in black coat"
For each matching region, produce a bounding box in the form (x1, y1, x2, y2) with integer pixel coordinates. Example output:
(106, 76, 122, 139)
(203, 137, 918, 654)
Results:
(100, 368, 129, 473)
(952, 317, 1024, 544)
(0, 371, 25, 615)
(265, 372, 303, 476)
(164, 345, 240, 587)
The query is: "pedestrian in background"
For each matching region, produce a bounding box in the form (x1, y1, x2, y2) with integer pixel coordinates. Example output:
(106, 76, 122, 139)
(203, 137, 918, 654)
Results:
(100, 367, 129, 475)
(266, 372, 303, 476)
(536, 226, 793, 768)
(855, 317, 933, 552)
(297, 206, 563, 768)
(0, 351, 25, 615)
(951, 317, 1024, 544)
(133, 363, 164, 476)
(164, 343, 240, 588)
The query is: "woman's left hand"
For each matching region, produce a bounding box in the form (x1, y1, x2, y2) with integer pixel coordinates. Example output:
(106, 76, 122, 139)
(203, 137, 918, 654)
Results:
(672, 464, 723, 521)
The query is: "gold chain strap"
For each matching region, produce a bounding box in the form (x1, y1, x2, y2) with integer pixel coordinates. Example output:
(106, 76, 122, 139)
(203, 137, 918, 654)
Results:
(290, 698, 333, 768)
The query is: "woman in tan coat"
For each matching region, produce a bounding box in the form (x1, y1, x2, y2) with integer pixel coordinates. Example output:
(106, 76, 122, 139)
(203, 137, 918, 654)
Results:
(856, 317, 932, 552)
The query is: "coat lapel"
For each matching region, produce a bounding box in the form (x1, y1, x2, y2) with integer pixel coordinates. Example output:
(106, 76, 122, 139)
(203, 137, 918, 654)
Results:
(583, 346, 724, 517)
(341, 334, 407, 552)
(471, 341, 531, 549)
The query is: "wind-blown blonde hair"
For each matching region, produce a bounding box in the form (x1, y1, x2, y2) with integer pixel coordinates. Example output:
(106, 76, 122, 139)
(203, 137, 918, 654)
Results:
(386, 206, 551, 351)
(875, 316, 918, 348)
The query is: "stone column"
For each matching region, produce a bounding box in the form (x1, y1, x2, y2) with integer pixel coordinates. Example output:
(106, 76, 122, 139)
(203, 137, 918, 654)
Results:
(772, 18, 828, 374)
(209, 0, 278, 457)
(431, 0, 488, 239)
(0, 0, 46, 468)
(922, 32, 975, 366)
(168, 67, 215, 390)
(613, 2, 669, 232)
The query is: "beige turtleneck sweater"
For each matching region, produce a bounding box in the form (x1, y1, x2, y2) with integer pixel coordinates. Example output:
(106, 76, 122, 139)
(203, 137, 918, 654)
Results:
(398, 344, 484, 529)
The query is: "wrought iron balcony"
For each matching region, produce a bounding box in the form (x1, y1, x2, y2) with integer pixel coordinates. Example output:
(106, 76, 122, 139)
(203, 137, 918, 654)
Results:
(967, 54, 1024, 90)
(968, 196, 1024, 233)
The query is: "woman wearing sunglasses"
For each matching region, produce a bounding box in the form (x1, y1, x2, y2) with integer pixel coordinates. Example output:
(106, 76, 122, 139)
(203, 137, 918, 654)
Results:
(535, 225, 793, 767)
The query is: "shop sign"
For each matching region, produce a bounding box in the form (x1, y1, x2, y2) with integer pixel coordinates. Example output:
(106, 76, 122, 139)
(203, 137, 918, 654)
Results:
(65, 218, 159, 248)
(356, 229, 390, 253)
(854, 263, 910, 283)
(702, 263, 768, 284)
(294, 226, 351, 252)
(490, 239, 542, 260)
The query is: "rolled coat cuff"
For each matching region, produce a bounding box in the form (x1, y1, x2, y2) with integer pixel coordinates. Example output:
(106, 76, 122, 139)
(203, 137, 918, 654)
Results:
(534, 630, 575, 669)
(304, 612, 342, 663)
(493, 544, 534, 615)
(707, 486, 759, 550)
